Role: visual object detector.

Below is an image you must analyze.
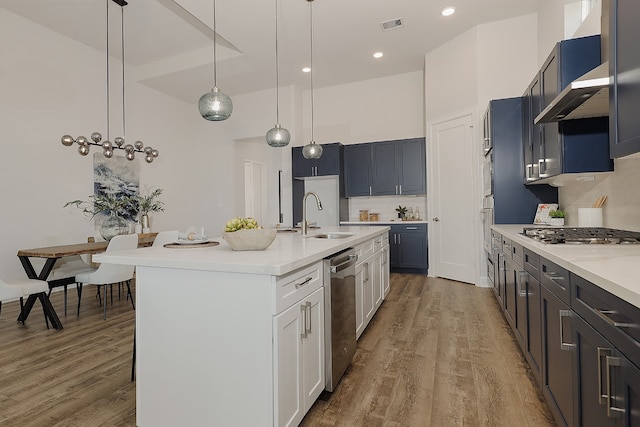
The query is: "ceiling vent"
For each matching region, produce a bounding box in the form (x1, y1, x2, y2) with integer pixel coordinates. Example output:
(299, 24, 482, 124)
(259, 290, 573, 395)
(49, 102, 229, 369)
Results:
(380, 18, 403, 31)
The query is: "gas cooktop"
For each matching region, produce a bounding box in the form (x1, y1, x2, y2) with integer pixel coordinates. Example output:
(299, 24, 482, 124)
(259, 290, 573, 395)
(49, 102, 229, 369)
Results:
(521, 227, 640, 245)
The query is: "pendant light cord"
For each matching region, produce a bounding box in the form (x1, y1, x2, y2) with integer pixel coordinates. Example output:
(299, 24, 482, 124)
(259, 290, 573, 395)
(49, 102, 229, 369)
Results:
(213, 0, 218, 88)
(275, 0, 280, 124)
(106, 0, 110, 141)
(309, 0, 314, 142)
(121, 5, 126, 140)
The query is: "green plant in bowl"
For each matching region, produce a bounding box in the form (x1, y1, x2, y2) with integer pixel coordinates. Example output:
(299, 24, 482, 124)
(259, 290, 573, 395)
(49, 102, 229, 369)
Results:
(549, 209, 566, 218)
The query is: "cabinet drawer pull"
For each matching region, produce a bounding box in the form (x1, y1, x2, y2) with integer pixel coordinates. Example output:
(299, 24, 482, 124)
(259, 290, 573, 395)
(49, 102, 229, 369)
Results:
(605, 355, 624, 418)
(295, 277, 313, 289)
(405, 227, 418, 230)
(593, 308, 637, 329)
(597, 347, 612, 405)
(559, 310, 575, 351)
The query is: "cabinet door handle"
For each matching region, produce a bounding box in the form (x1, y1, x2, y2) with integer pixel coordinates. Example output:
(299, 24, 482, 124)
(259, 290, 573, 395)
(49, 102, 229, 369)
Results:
(295, 277, 313, 289)
(399, 185, 402, 195)
(432, 217, 440, 222)
(300, 304, 308, 339)
(597, 347, 612, 405)
(538, 159, 546, 176)
(397, 235, 401, 245)
(364, 263, 369, 282)
(395, 185, 398, 195)
(517, 271, 528, 297)
(305, 301, 312, 335)
(369, 186, 372, 196)
(593, 308, 637, 329)
(559, 310, 575, 351)
(605, 355, 624, 418)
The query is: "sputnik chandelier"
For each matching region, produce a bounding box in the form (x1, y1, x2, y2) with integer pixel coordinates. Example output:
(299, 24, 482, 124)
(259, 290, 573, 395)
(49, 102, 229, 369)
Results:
(60, 0, 159, 164)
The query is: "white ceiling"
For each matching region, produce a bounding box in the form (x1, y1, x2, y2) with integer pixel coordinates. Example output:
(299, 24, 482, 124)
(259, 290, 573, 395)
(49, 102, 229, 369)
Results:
(1, 0, 554, 103)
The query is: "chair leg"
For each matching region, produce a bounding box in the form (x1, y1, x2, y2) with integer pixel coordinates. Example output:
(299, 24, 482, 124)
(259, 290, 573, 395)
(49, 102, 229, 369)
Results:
(0, 301, 2, 317)
(126, 280, 135, 310)
(77, 283, 83, 316)
(131, 327, 136, 382)
(103, 285, 107, 320)
(63, 285, 68, 316)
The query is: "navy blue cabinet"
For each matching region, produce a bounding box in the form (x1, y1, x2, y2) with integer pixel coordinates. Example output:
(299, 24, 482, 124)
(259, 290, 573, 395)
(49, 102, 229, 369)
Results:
(486, 98, 557, 224)
(343, 144, 372, 197)
(344, 138, 426, 197)
(388, 223, 427, 273)
(292, 143, 342, 178)
(523, 35, 613, 182)
(610, 0, 640, 158)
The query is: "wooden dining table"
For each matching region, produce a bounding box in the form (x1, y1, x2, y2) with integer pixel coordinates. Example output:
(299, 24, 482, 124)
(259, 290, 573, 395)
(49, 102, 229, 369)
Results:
(16, 233, 156, 329)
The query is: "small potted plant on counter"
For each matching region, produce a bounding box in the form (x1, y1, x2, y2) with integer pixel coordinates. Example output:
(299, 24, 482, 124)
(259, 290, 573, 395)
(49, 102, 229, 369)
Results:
(548, 209, 566, 226)
(395, 205, 407, 220)
(135, 188, 165, 232)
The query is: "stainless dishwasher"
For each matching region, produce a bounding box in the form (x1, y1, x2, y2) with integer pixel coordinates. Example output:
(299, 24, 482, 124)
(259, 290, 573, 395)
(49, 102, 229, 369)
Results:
(324, 248, 358, 392)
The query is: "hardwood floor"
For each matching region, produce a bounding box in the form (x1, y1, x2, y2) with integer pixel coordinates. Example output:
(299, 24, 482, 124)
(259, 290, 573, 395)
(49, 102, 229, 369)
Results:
(300, 274, 555, 427)
(0, 275, 554, 426)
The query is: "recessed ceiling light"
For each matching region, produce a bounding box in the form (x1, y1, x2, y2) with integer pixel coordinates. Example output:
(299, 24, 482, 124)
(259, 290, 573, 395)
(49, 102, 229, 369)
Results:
(302, 67, 311, 73)
(442, 6, 455, 17)
(373, 52, 383, 59)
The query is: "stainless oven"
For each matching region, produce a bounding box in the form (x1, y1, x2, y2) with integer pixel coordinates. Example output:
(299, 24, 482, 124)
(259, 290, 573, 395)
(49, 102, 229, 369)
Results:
(482, 152, 493, 197)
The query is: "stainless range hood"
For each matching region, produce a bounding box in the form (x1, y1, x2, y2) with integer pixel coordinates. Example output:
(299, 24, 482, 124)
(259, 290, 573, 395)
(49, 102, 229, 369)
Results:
(535, 62, 609, 123)
(535, 0, 610, 124)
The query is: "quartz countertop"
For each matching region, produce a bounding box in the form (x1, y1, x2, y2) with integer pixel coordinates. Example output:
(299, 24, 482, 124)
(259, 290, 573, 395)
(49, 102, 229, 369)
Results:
(340, 220, 428, 225)
(94, 226, 390, 277)
(493, 224, 640, 309)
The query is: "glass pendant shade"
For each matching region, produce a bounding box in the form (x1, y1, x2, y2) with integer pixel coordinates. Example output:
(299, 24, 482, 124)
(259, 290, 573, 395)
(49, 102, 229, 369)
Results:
(302, 141, 323, 159)
(199, 87, 233, 121)
(266, 124, 291, 147)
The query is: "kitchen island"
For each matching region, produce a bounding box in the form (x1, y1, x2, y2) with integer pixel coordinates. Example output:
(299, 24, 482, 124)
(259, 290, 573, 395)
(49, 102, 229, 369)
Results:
(94, 226, 390, 427)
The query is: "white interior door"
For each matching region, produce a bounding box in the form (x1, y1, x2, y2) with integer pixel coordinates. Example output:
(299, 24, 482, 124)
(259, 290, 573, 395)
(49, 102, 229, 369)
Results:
(244, 160, 265, 224)
(427, 111, 478, 284)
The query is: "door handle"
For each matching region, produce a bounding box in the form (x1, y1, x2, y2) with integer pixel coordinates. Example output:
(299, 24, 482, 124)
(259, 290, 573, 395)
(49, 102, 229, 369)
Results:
(300, 304, 308, 339)
(597, 347, 612, 405)
(432, 217, 440, 222)
(559, 310, 575, 351)
(305, 301, 312, 335)
(605, 355, 624, 418)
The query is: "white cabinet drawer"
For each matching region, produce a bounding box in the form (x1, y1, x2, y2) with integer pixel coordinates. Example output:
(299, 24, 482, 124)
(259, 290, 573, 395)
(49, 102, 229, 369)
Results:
(355, 239, 374, 264)
(274, 261, 323, 314)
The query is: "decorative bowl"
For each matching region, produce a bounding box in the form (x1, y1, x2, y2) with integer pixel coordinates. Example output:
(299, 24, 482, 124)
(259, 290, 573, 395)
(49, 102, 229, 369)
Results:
(223, 228, 277, 251)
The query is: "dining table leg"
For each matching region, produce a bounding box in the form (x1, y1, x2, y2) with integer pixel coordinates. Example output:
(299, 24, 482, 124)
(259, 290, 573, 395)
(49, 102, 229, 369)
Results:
(17, 293, 63, 330)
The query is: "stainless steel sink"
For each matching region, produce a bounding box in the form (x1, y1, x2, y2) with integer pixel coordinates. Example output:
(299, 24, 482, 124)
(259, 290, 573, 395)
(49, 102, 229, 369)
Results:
(309, 232, 354, 239)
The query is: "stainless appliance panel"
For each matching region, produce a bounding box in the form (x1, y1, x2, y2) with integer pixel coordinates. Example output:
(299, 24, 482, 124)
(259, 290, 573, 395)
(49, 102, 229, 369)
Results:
(324, 248, 357, 392)
(482, 152, 493, 196)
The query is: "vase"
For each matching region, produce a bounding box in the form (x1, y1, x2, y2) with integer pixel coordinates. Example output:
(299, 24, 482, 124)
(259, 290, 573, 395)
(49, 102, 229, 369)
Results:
(548, 218, 565, 226)
(99, 212, 129, 241)
(140, 213, 150, 230)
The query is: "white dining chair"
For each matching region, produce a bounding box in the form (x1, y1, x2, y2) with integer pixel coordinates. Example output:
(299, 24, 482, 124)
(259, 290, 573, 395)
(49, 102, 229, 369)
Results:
(75, 234, 138, 320)
(0, 276, 51, 327)
(152, 230, 179, 247)
(43, 234, 95, 316)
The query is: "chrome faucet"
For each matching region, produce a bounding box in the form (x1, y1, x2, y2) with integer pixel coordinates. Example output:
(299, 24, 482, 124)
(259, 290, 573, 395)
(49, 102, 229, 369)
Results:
(302, 191, 323, 236)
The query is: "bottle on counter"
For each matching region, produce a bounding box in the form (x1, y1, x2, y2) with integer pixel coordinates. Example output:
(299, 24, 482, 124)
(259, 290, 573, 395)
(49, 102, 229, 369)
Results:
(415, 207, 420, 220)
(407, 208, 414, 220)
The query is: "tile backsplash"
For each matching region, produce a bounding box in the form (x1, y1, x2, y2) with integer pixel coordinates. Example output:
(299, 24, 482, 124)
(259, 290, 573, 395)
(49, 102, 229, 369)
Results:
(348, 196, 427, 222)
(559, 155, 640, 232)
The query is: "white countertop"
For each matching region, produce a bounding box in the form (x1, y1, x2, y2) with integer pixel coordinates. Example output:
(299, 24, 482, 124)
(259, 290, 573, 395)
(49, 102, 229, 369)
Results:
(340, 220, 427, 225)
(94, 226, 390, 277)
(493, 224, 640, 309)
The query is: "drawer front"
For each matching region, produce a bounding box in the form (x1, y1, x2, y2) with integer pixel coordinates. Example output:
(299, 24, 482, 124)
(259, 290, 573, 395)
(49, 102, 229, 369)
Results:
(399, 224, 426, 233)
(539, 257, 570, 305)
(274, 261, 323, 314)
(511, 241, 524, 268)
(523, 248, 540, 280)
(373, 235, 383, 252)
(380, 233, 389, 248)
(501, 236, 512, 259)
(356, 239, 375, 263)
(571, 273, 640, 369)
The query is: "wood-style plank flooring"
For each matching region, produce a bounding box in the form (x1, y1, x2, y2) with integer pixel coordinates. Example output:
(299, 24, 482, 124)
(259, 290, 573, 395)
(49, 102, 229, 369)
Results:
(0, 275, 554, 426)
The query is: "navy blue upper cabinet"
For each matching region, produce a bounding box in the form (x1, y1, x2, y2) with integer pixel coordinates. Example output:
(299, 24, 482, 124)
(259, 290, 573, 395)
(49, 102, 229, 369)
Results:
(610, 0, 640, 158)
(344, 138, 426, 197)
(372, 138, 426, 196)
(344, 144, 372, 197)
(523, 35, 613, 183)
(292, 143, 343, 178)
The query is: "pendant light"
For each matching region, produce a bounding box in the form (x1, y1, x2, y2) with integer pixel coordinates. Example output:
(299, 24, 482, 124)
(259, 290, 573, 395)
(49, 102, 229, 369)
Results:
(265, 0, 291, 147)
(301, 0, 322, 159)
(61, 0, 158, 163)
(199, 0, 233, 121)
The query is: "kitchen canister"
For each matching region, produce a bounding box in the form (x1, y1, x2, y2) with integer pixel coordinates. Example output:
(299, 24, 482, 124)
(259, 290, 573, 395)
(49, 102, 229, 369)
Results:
(359, 210, 369, 221)
(578, 208, 603, 227)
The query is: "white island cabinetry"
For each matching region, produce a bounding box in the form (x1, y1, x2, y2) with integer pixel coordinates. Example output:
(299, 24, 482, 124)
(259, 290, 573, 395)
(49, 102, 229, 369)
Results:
(95, 226, 390, 427)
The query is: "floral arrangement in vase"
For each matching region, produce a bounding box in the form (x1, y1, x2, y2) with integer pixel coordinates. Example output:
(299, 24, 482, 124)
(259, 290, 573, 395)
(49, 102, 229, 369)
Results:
(65, 193, 135, 240)
(135, 188, 165, 231)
